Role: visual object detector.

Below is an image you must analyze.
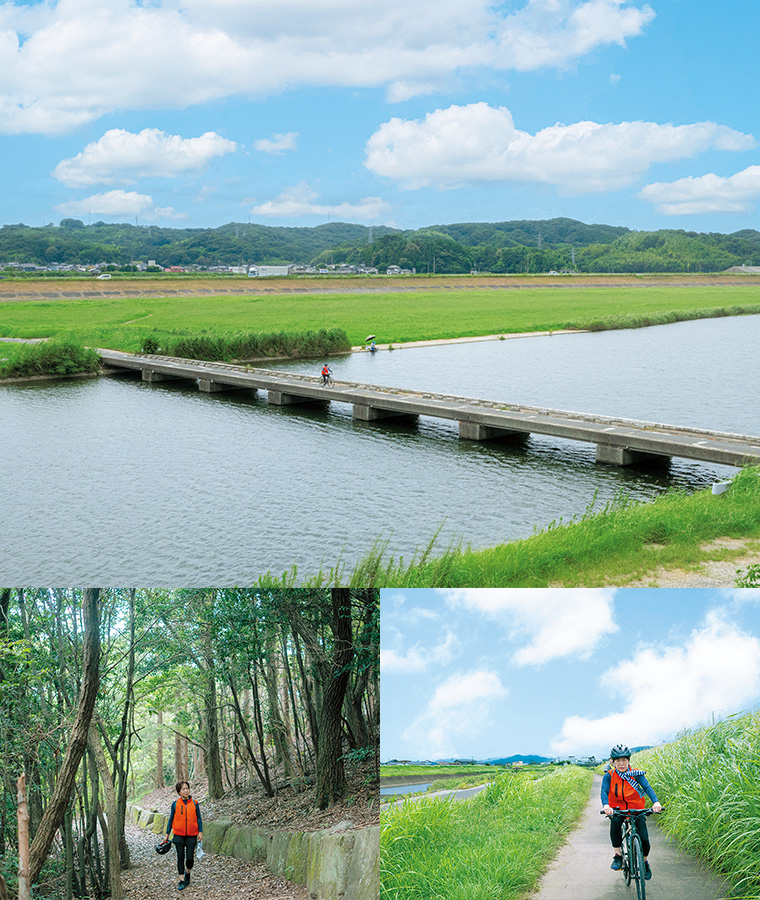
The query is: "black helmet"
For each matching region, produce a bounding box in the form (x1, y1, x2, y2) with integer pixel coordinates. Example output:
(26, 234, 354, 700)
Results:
(610, 744, 631, 759)
(155, 839, 172, 855)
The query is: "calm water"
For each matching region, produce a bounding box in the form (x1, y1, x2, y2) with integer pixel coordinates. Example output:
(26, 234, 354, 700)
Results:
(1, 315, 757, 584)
(380, 783, 432, 796)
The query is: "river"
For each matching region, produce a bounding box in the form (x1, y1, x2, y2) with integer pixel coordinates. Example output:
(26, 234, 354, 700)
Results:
(1, 315, 757, 584)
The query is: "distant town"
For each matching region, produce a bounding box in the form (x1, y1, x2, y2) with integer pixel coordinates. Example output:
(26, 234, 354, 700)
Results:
(0, 261, 417, 277)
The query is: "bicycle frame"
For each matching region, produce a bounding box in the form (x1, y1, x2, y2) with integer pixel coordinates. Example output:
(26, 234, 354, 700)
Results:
(604, 808, 656, 900)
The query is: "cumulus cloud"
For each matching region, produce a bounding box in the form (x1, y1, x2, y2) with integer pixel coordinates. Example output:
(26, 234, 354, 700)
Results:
(551, 610, 760, 755)
(254, 132, 298, 154)
(0, 0, 655, 134)
(250, 183, 387, 220)
(381, 630, 460, 674)
(403, 668, 508, 758)
(444, 589, 618, 665)
(365, 103, 756, 193)
(55, 190, 186, 220)
(53, 129, 238, 187)
(639, 165, 760, 215)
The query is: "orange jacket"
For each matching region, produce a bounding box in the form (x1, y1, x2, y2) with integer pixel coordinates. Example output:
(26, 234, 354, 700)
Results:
(608, 770, 646, 810)
(171, 797, 200, 836)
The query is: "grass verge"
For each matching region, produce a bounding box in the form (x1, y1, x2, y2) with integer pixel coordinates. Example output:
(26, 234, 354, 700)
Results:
(636, 713, 760, 900)
(257, 466, 760, 587)
(381, 765, 501, 778)
(381, 766, 592, 900)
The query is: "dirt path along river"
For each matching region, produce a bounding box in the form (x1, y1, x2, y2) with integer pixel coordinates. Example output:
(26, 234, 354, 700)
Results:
(530, 775, 732, 900)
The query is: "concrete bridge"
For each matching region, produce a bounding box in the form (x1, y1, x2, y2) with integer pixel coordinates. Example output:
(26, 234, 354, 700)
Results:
(99, 349, 760, 468)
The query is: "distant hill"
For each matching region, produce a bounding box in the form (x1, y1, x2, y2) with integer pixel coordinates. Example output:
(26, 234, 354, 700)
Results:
(485, 754, 553, 765)
(2, 216, 760, 274)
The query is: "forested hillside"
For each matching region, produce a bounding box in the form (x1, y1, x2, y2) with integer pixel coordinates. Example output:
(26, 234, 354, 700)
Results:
(2, 216, 760, 273)
(0, 588, 378, 899)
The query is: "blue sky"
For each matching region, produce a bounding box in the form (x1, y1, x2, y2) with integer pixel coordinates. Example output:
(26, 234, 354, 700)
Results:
(0, 0, 758, 233)
(381, 589, 760, 761)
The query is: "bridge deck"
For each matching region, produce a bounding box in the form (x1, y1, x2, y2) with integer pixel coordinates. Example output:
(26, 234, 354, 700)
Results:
(98, 349, 760, 468)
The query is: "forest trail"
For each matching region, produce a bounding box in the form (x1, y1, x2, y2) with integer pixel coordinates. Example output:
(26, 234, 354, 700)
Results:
(119, 822, 307, 900)
(530, 775, 732, 900)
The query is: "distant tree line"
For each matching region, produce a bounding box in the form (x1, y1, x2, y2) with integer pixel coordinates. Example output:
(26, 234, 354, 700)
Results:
(1, 217, 760, 273)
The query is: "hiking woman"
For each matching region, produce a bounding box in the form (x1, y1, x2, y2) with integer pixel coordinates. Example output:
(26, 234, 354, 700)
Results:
(166, 781, 203, 891)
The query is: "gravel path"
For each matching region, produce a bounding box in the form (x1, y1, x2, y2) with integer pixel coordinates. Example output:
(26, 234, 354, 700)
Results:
(119, 823, 308, 900)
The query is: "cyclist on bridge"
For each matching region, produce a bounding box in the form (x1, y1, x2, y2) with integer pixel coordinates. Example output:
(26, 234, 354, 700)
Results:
(602, 744, 662, 881)
(320, 363, 332, 384)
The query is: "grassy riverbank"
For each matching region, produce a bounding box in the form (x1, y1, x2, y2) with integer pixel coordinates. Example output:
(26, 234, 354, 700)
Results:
(1, 283, 759, 349)
(0, 340, 100, 379)
(381, 766, 592, 900)
(282, 465, 760, 587)
(636, 713, 760, 900)
(381, 765, 502, 778)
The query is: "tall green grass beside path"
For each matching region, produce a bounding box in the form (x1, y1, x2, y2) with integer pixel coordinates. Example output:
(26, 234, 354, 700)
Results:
(381, 766, 592, 900)
(0, 340, 99, 378)
(2, 285, 760, 348)
(636, 713, 760, 900)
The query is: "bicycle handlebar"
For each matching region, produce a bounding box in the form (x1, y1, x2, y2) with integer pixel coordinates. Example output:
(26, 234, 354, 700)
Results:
(600, 808, 662, 817)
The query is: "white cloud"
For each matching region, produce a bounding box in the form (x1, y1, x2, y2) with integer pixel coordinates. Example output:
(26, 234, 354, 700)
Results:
(55, 190, 186, 220)
(250, 183, 387, 220)
(444, 589, 618, 665)
(0, 0, 655, 134)
(639, 165, 760, 215)
(254, 132, 298, 154)
(403, 668, 508, 758)
(551, 610, 760, 755)
(381, 630, 460, 674)
(365, 103, 756, 193)
(53, 129, 238, 187)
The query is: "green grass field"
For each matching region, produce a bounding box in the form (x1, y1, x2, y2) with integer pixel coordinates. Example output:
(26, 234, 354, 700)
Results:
(2, 284, 760, 350)
(381, 766, 592, 900)
(636, 713, 760, 899)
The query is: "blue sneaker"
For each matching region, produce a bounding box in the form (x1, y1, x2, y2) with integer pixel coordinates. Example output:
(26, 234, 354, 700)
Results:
(645, 861, 652, 881)
(611, 855, 623, 871)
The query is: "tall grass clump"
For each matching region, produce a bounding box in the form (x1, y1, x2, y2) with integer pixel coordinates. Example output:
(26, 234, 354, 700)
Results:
(381, 766, 592, 900)
(636, 712, 760, 899)
(142, 327, 350, 361)
(0, 339, 100, 379)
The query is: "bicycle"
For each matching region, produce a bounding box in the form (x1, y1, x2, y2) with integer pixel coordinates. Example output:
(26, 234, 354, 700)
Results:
(602, 808, 660, 900)
(320, 373, 334, 386)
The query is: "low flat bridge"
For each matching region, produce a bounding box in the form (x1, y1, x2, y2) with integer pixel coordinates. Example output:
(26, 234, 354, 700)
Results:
(99, 349, 760, 468)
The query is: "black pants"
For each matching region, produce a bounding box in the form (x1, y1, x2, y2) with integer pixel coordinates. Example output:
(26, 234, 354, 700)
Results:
(173, 835, 197, 876)
(610, 814, 651, 857)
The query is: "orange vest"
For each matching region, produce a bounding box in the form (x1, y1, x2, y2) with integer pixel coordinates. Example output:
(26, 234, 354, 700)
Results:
(172, 797, 199, 836)
(609, 770, 646, 810)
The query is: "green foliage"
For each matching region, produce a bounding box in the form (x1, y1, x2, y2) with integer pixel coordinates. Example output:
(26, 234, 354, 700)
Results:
(636, 714, 760, 899)
(158, 327, 350, 361)
(736, 564, 760, 587)
(381, 766, 592, 900)
(0, 339, 100, 378)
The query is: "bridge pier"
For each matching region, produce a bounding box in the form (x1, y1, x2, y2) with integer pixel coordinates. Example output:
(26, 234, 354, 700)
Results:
(268, 390, 322, 406)
(353, 404, 418, 424)
(595, 444, 662, 466)
(198, 378, 253, 394)
(142, 369, 185, 383)
(459, 422, 524, 442)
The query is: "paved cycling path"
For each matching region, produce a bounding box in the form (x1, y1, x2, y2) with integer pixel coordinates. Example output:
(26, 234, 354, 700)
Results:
(530, 775, 732, 900)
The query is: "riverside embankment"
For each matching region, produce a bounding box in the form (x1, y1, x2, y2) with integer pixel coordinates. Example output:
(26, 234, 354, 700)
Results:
(127, 803, 378, 900)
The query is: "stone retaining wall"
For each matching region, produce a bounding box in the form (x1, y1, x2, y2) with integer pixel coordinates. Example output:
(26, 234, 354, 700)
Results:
(127, 804, 378, 900)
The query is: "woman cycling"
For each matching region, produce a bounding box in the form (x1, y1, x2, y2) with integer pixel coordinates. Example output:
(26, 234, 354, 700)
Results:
(602, 744, 662, 881)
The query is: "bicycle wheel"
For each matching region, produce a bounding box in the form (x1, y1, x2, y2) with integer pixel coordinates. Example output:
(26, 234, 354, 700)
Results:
(631, 834, 646, 900)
